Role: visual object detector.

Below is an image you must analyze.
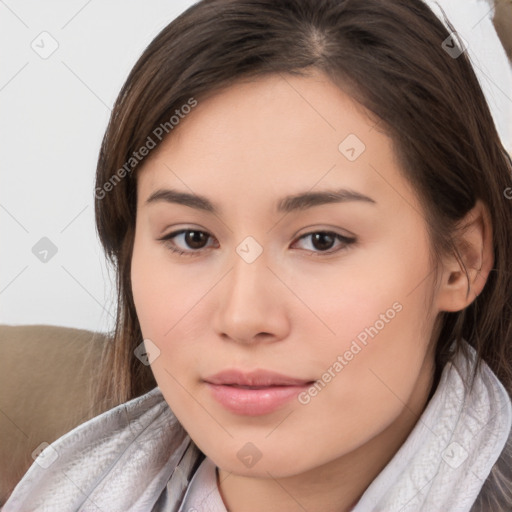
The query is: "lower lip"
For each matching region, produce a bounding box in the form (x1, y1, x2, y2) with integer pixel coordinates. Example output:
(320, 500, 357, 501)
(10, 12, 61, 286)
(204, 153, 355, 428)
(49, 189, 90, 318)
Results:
(205, 382, 311, 416)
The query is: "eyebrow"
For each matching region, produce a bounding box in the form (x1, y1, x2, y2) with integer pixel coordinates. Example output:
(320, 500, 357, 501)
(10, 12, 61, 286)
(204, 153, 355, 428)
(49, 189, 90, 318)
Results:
(144, 187, 376, 214)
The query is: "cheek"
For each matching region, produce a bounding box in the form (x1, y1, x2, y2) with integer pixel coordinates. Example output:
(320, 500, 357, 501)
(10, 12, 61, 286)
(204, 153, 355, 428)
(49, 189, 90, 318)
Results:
(131, 230, 199, 336)
(297, 237, 434, 409)
(131, 245, 199, 419)
(130, 232, 214, 383)
(287, 238, 431, 355)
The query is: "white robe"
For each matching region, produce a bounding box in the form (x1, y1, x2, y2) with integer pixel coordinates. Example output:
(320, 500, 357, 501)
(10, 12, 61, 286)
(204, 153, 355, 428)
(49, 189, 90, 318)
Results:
(3, 342, 511, 511)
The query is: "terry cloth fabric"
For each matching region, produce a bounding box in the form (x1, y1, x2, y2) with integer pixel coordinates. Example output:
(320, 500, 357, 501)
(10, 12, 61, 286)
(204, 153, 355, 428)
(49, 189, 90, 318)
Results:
(2, 342, 511, 512)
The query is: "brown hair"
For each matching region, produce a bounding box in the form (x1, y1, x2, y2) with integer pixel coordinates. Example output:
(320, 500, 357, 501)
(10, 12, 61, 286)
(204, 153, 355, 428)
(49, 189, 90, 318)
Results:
(93, 0, 512, 505)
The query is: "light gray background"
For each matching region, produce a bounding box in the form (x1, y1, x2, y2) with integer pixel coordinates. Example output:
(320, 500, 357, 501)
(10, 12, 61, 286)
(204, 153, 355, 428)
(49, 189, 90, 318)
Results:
(1, 0, 511, 333)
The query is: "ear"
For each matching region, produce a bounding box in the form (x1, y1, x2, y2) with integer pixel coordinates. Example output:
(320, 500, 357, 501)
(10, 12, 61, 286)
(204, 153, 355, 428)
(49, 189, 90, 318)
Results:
(435, 199, 494, 313)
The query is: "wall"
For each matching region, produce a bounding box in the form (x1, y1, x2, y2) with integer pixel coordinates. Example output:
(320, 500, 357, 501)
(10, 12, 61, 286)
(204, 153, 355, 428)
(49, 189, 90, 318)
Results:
(1, 0, 510, 332)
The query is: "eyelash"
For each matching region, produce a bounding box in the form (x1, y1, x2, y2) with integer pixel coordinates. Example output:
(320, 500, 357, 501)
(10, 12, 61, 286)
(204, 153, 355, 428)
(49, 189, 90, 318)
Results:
(157, 229, 356, 258)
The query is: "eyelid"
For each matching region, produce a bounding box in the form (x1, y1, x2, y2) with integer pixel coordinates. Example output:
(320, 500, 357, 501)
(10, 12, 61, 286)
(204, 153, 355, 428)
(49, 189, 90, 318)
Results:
(292, 231, 356, 257)
(157, 227, 357, 257)
(157, 228, 217, 256)
(294, 225, 356, 241)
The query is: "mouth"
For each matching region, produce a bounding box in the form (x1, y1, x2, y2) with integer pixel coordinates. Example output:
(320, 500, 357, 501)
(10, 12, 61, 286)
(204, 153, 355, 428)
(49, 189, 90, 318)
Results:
(203, 369, 315, 415)
(203, 369, 313, 387)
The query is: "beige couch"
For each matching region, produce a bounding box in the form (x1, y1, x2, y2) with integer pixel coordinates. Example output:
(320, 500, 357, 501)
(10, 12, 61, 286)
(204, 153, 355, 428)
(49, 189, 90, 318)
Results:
(494, 0, 512, 63)
(0, 324, 118, 505)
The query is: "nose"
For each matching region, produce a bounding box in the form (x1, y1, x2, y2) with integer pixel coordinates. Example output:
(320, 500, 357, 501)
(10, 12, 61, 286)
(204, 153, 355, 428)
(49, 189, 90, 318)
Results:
(212, 248, 291, 345)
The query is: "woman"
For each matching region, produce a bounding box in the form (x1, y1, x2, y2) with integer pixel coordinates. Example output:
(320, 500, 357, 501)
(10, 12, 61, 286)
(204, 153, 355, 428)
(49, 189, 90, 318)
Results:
(4, 0, 512, 510)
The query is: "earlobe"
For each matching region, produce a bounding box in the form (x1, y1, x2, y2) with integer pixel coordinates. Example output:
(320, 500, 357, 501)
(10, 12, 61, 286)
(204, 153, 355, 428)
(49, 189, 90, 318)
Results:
(435, 199, 494, 313)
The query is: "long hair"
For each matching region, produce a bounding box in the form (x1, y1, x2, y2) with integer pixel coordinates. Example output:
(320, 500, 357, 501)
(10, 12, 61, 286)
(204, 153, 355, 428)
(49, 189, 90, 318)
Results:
(92, 0, 512, 507)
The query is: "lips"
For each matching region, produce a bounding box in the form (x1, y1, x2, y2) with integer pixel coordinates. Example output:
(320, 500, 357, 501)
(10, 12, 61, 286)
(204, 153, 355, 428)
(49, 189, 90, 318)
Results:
(203, 369, 314, 415)
(204, 369, 312, 387)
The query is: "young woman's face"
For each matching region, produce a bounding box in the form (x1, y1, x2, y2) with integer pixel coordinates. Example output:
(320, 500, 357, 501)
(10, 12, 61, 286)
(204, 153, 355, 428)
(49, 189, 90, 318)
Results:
(131, 70, 440, 478)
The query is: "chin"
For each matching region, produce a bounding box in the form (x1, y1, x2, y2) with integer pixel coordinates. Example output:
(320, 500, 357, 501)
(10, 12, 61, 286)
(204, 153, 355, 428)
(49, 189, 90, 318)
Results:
(204, 440, 319, 479)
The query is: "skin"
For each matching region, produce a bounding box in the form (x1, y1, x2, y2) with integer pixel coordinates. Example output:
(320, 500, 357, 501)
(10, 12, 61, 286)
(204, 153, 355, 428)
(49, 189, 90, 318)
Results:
(131, 69, 493, 512)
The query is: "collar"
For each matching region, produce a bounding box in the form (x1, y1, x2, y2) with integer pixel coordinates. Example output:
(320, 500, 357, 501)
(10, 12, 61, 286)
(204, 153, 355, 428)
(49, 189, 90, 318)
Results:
(178, 456, 227, 512)
(352, 344, 512, 511)
(3, 342, 511, 512)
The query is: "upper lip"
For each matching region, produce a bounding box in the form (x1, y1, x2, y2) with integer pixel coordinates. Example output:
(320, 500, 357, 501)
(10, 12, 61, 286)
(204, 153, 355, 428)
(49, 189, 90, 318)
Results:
(203, 369, 313, 387)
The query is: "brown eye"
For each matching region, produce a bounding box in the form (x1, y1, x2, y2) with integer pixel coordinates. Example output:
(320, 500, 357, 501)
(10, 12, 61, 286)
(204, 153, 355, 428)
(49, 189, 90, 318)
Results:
(293, 231, 356, 255)
(310, 232, 336, 251)
(158, 228, 355, 258)
(183, 230, 209, 249)
(157, 229, 215, 256)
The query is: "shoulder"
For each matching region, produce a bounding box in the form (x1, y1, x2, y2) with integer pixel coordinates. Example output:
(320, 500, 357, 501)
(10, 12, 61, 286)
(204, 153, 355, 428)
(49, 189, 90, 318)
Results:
(472, 424, 512, 512)
(2, 386, 196, 511)
(463, 344, 512, 512)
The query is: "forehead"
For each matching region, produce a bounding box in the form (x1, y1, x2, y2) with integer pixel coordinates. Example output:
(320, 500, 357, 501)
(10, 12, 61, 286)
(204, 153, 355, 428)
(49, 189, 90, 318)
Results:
(136, 70, 419, 215)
